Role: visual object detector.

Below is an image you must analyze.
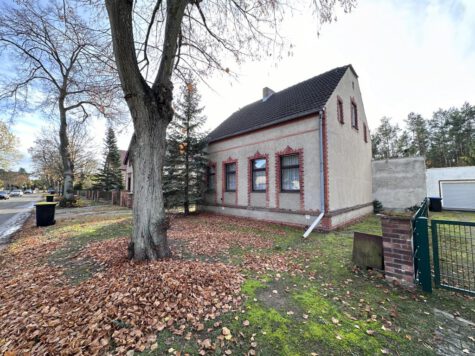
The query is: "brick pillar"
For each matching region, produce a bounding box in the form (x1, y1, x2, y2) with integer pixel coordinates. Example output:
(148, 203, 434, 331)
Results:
(380, 215, 414, 286)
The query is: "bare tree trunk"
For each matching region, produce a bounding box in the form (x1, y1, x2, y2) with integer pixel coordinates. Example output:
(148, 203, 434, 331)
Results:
(106, 0, 187, 260)
(128, 99, 172, 260)
(59, 97, 74, 200)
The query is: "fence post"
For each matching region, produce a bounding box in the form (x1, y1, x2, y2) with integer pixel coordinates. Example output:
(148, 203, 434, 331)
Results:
(431, 220, 441, 288)
(415, 217, 432, 293)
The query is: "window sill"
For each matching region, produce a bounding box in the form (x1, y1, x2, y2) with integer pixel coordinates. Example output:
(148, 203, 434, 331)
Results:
(280, 190, 301, 193)
(225, 190, 236, 193)
(251, 190, 266, 193)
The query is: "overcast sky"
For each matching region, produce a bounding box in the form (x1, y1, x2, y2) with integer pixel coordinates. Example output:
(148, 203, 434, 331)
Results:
(8, 0, 475, 171)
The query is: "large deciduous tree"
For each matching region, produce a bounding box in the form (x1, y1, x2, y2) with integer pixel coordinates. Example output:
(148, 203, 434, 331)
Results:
(29, 122, 99, 191)
(105, 0, 356, 260)
(0, 121, 21, 170)
(0, 1, 121, 200)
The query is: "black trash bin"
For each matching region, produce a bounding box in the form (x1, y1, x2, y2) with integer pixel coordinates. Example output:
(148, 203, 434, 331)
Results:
(45, 194, 54, 202)
(35, 202, 57, 227)
(429, 197, 442, 212)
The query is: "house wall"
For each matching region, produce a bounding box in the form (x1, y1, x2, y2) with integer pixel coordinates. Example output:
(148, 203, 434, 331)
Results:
(125, 160, 134, 193)
(372, 157, 427, 209)
(324, 68, 373, 226)
(204, 115, 322, 226)
(426, 166, 475, 197)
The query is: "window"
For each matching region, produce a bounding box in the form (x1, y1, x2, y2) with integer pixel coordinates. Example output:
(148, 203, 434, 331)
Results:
(337, 97, 344, 124)
(207, 165, 216, 190)
(252, 159, 266, 191)
(363, 123, 368, 143)
(225, 163, 236, 191)
(281, 155, 300, 191)
(351, 101, 358, 129)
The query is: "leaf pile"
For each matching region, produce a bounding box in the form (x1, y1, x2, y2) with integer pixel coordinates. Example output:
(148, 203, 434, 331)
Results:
(169, 214, 275, 256)
(0, 236, 244, 354)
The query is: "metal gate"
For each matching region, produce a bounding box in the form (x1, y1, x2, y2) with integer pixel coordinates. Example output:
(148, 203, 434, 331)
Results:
(431, 220, 475, 295)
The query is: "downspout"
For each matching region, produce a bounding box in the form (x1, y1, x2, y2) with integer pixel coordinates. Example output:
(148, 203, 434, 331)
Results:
(303, 109, 326, 238)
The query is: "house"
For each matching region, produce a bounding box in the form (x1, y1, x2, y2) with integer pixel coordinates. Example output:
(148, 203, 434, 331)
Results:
(119, 150, 128, 189)
(202, 65, 373, 230)
(123, 150, 133, 192)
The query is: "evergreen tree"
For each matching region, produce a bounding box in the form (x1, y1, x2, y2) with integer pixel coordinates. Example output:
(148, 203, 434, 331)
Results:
(371, 102, 474, 168)
(371, 117, 401, 159)
(405, 112, 429, 157)
(163, 78, 208, 214)
(95, 127, 124, 191)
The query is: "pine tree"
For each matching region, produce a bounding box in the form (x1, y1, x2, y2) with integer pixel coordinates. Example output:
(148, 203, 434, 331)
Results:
(405, 112, 429, 157)
(95, 127, 124, 191)
(163, 77, 208, 214)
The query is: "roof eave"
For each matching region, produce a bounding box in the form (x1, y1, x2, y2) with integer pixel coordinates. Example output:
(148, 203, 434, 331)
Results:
(208, 109, 323, 144)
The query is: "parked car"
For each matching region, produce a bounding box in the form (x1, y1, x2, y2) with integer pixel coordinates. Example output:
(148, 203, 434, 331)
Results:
(47, 188, 56, 194)
(0, 191, 10, 200)
(10, 189, 24, 197)
(24, 189, 33, 194)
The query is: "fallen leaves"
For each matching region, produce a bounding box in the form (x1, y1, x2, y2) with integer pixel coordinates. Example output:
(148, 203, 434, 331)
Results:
(0, 236, 244, 355)
(168, 213, 275, 257)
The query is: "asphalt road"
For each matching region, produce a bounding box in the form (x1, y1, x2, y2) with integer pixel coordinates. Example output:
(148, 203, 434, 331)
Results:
(0, 193, 42, 244)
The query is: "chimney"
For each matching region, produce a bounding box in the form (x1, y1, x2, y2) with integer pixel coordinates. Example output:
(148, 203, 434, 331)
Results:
(262, 87, 274, 102)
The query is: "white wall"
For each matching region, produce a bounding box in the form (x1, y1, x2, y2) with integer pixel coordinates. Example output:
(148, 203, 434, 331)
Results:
(426, 166, 475, 197)
(326, 67, 373, 212)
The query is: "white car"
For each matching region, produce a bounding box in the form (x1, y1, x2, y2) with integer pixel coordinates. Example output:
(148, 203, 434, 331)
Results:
(9, 189, 24, 197)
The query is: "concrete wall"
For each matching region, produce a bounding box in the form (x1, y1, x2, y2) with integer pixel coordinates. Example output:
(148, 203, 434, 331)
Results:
(426, 166, 475, 197)
(372, 157, 426, 209)
(325, 67, 373, 216)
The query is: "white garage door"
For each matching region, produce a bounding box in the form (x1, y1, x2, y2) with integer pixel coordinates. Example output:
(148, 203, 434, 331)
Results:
(440, 181, 475, 211)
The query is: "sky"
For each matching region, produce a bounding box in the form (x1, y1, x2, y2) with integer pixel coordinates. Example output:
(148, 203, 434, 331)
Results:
(6, 0, 475, 172)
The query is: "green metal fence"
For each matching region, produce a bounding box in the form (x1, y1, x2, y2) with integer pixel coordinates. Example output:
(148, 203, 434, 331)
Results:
(412, 198, 432, 292)
(431, 220, 475, 295)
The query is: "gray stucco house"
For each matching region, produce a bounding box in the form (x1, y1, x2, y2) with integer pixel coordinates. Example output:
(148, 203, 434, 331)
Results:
(202, 65, 373, 230)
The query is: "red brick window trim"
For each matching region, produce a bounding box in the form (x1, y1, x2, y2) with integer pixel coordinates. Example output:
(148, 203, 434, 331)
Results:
(337, 95, 344, 124)
(221, 157, 238, 206)
(247, 151, 269, 208)
(275, 146, 304, 210)
(350, 97, 358, 130)
(363, 123, 368, 143)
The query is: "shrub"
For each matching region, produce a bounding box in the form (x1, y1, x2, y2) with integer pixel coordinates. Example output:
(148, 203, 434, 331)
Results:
(373, 200, 384, 214)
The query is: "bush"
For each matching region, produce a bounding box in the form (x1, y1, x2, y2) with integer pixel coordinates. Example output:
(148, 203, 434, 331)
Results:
(58, 196, 78, 208)
(373, 200, 384, 214)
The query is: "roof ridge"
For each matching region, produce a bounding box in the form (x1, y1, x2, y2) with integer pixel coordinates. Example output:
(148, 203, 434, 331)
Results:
(208, 65, 352, 143)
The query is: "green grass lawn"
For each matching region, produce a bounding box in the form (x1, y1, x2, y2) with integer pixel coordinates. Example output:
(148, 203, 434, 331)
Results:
(2, 204, 474, 355)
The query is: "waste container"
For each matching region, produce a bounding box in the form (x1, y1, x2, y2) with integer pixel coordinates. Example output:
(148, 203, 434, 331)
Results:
(45, 194, 54, 202)
(429, 197, 442, 212)
(35, 202, 57, 227)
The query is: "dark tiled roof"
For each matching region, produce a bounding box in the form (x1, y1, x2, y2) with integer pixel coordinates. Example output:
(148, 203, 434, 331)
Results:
(208, 65, 354, 143)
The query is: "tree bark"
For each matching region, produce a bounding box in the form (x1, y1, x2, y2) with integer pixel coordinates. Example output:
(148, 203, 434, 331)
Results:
(58, 96, 74, 199)
(128, 102, 172, 260)
(106, 0, 187, 260)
